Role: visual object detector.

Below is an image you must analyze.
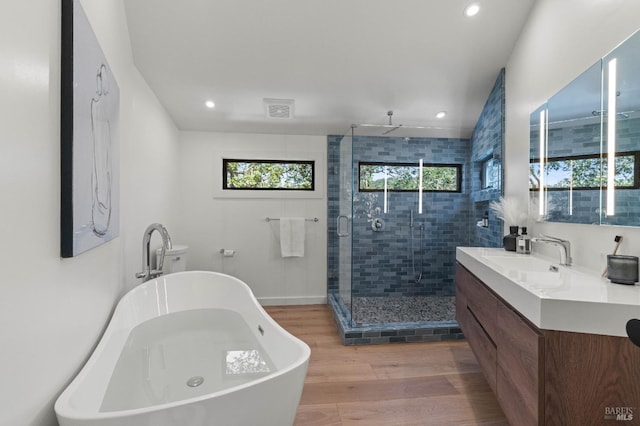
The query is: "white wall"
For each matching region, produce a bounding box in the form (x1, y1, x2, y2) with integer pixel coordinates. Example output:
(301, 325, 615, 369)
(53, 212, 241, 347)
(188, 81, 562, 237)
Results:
(177, 131, 327, 305)
(0, 1, 179, 425)
(505, 0, 640, 273)
(5, 0, 639, 423)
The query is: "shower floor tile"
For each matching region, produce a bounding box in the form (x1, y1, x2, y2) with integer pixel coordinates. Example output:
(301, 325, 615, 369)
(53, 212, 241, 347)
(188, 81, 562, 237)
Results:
(350, 296, 456, 326)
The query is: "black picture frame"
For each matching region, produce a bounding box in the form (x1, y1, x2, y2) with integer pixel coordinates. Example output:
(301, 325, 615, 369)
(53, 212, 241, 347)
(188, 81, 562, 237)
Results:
(61, 0, 120, 257)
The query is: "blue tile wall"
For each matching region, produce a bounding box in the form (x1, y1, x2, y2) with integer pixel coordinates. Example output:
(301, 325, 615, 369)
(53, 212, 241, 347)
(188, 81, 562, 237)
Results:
(349, 136, 471, 297)
(327, 135, 341, 294)
(470, 69, 505, 247)
(326, 69, 506, 318)
(327, 135, 472, 298)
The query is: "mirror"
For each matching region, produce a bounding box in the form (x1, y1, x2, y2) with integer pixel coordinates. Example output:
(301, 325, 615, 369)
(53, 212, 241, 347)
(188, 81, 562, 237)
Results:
(602, 33, 640, 226)
(530, 63, 603, 224)
(530, 29, 640, 227)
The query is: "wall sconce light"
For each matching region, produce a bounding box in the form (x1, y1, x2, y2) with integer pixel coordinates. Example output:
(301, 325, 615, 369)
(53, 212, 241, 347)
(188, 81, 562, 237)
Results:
(607, 58, 617, 216)
(539, 109, 546, 217)
(418, 159, 423, 214)
(383, 166, 388, 214)
(568, 161, 574, 216)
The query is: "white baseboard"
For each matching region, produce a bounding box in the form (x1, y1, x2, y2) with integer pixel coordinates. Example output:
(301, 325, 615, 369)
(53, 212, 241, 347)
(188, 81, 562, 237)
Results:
(258, 295, 327, 306)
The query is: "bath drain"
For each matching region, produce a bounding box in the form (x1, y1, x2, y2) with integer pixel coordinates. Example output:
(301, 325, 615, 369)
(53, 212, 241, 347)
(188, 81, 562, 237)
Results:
(186, 376, 204, 387)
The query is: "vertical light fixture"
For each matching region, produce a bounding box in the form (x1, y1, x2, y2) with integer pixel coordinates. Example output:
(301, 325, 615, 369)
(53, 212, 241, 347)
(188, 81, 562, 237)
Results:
(569, 160, 574, 216)
(607, 58, 617, 216)
(418, 159, 424, 214)
(539, 109, 546, 217)
(383, 166, 388, 214)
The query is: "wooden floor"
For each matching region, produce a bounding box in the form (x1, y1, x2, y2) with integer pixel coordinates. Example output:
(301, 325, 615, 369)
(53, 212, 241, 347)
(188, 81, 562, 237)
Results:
(265, 304, 508, 426)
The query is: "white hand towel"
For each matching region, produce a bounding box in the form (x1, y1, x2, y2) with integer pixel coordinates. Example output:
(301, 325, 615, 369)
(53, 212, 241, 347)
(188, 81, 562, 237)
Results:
(280, 217, 305, 258)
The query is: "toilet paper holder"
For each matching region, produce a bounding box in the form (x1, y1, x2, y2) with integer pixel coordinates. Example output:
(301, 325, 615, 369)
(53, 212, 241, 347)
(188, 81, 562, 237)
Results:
(219, 249, 236, 257)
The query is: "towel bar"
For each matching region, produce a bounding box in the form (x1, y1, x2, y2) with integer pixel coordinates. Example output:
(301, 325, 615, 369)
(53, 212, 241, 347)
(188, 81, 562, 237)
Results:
(265, 217, 319, 222)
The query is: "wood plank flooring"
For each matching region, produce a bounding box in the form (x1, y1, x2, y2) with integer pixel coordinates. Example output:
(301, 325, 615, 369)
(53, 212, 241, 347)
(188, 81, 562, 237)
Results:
(265, 304, 508, 426)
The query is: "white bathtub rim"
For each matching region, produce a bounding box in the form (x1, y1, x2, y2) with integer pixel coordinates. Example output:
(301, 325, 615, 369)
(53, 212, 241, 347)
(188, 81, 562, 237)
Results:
(54, 270, 311, 423)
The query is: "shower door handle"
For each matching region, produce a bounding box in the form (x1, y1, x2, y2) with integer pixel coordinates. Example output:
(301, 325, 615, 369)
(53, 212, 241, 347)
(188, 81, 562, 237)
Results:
(336, 215, 350, 237)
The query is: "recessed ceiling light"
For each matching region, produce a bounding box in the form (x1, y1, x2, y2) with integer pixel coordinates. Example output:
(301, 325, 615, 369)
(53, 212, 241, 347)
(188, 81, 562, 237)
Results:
(464, 3, 480, 17)
(436, 111, 447, 119)
(205, 100, 215, 109)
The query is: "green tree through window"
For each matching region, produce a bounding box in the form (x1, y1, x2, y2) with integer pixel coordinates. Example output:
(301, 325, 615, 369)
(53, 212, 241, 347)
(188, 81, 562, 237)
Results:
(223, 159, 314, 190)
(359, 162, 461, 192)
(529, 152, 638, 190)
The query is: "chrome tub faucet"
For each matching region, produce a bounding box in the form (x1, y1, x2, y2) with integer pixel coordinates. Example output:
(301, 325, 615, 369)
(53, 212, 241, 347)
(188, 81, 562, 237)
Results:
(135, 223, 173, 281)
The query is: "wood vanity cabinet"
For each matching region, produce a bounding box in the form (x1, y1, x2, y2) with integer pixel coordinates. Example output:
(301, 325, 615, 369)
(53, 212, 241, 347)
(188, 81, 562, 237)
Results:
(456, 264, 543, 426)
(456, 263, 640, 426)
(455, 263, 499, 393)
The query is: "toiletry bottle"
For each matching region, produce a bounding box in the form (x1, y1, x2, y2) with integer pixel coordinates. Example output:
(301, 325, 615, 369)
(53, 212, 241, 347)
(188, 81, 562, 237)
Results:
(503, 226, 519, 251)
(516, 226, 531, 254)
(482, 211, 489, 227)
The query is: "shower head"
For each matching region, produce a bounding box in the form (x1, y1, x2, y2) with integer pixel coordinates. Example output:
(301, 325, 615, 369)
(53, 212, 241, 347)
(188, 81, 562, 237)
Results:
(381, 110, 402, 134)
(351, 109, 470, 138)
(592, 109, 630, 119)
(382, 125, 402, 135)
(355, 110, 404, 135)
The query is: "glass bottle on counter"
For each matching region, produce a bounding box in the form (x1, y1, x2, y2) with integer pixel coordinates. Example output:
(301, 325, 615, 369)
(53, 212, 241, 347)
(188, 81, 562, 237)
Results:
(503, 226, 519, 252)
(516, 226, 531, 255)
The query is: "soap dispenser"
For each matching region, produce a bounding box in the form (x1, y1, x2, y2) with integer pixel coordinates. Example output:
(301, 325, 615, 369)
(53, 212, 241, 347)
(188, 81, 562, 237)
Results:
(516, 226, 531, 255)
(503, 226, 519, 251)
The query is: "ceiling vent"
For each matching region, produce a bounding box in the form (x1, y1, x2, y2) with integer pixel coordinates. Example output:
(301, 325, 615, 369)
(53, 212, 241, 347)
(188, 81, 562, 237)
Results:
(264, 98, 295, 119)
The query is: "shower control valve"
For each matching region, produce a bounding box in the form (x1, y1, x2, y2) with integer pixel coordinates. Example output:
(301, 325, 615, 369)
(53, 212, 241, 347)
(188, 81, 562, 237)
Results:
(371, 218, 385, 232)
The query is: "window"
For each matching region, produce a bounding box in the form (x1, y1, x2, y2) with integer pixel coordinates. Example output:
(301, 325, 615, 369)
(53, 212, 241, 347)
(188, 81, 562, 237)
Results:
(358, 162, 462, 192)
(529, 151, 639, 190)
(223, 159, 315, 191)
(481, 156, 499, 189)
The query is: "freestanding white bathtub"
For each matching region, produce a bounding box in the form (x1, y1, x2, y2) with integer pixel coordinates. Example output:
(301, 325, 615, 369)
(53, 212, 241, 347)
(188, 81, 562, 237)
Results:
(55, 271, 310, 426)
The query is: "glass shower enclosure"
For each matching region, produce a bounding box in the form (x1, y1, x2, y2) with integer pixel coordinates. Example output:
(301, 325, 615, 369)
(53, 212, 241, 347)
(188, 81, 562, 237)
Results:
(335, 130, 353, 324)
(328, 125, 484, 343)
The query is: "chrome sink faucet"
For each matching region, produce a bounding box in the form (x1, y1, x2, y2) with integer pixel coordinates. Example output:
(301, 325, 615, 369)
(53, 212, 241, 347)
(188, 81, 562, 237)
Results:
(135, 223, 173, 281)
(531, 235, 572, 266)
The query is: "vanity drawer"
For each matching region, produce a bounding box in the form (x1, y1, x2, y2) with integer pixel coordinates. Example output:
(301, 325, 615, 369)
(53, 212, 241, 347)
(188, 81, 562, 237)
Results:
(461, 304, 498, 393)
(455, 265, 499, 339)
(496, 302, 544, 426)
(455, 265, 499, 393)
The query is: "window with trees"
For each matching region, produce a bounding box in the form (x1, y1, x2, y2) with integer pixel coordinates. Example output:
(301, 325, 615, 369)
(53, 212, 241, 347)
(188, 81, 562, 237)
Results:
(223, 159, 315, 190)
(358, 162, 462, 192)
(529, 151, 639, 190)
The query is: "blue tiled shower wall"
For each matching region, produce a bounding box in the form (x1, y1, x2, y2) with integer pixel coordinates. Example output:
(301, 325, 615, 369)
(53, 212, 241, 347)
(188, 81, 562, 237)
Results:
(327, 69, 506, 301)
(471, 69, 505, 246)
(349, 135, 471, 297)
(327, 135, 472, 298)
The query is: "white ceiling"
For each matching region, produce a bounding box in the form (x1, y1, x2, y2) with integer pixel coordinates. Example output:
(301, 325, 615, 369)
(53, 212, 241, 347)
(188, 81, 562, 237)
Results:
(124, 0, 535, 138)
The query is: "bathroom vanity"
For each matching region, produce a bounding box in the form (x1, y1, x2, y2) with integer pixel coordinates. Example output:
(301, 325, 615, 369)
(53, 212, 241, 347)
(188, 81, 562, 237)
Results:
(456, 247, 640, 426)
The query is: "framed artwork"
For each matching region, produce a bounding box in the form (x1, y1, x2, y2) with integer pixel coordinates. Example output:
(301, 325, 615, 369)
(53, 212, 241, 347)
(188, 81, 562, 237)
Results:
(61, 0, 120, 257)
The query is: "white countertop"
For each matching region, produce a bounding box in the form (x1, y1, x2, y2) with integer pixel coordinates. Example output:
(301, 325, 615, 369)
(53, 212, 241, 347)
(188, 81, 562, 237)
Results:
(456, 247, 640, 337)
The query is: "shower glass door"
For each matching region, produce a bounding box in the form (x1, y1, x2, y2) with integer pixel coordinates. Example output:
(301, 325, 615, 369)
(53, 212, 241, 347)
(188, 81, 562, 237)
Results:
(337, 129, 353, 325)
